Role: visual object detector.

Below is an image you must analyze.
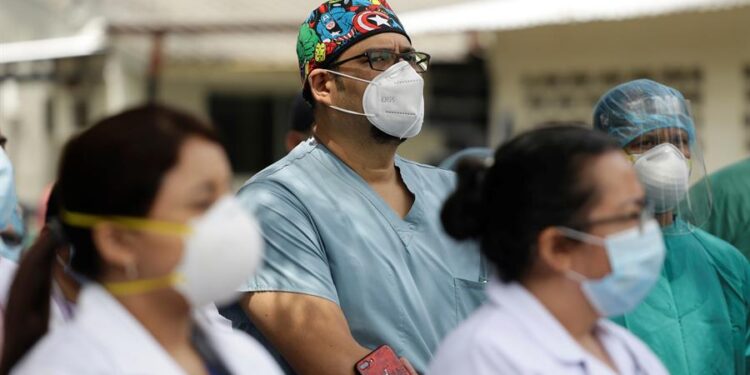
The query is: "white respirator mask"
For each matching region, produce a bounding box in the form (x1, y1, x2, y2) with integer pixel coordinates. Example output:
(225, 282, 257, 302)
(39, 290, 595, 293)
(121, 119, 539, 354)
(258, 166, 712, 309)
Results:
(323, 61, 425, 139)
(64, 196, 264, 307)
(630, 143, 690, 213)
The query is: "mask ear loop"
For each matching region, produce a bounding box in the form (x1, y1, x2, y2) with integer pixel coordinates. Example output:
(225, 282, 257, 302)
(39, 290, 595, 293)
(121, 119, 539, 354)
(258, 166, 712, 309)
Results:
(554, 227, 608, 283)
(321, 69, 377, 118)
(555, 227, 606, 246)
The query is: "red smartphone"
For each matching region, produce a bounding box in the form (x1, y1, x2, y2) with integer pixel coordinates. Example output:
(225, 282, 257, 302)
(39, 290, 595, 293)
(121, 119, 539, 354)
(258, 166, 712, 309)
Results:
(355, 345, 410, 375)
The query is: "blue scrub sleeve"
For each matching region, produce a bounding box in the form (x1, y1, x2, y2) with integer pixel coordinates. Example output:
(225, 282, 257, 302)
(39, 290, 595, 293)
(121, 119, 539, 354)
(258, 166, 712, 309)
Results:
(237, 180, 340, 305)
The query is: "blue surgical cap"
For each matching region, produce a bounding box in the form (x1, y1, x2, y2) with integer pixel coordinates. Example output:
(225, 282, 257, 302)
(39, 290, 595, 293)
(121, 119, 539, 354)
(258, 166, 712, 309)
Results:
(593, 79, 696, 147)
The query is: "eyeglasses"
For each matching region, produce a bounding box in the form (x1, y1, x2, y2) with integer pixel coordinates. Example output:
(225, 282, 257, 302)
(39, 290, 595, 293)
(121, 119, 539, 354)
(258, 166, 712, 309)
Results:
(568, 206, 655, 233)
(330, 49, 431, 73)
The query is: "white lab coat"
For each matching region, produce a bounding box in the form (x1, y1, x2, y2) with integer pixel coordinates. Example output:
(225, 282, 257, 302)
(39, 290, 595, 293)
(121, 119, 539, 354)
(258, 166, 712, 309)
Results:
(428, 280, 668, 375)
(12, 284, 283, 375)
(0, 257, 75, 327)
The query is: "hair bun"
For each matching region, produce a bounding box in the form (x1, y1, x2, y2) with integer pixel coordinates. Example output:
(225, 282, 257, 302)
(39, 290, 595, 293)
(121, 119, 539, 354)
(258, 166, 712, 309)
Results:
(441, 159, 488, 240)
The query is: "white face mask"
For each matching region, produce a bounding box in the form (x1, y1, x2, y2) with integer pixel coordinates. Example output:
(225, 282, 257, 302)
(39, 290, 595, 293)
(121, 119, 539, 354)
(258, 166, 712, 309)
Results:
(69, 196, 265, 307)
(631, 143, 690, 213)
(174, 196, 264, 307)
(323, 60, 425, 139)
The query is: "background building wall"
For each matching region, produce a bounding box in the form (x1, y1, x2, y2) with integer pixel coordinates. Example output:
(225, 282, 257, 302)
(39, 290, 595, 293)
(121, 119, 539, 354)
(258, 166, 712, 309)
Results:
(486, 7, 750, 173)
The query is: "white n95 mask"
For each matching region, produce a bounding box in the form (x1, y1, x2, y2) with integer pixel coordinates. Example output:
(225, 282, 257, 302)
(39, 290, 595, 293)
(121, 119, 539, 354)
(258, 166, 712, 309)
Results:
(64, 195, 264, 307)
(324, 61, 425, 139)
(174, 196, 264, 307)
(631, 143, 690, 213)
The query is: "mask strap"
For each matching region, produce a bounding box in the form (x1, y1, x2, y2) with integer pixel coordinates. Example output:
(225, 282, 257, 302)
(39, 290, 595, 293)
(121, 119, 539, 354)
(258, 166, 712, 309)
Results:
(555, 226, 605, 246)
(61, 210, 192, 237)
(321, 69, 374, 85)
(103, 273, 184, 296)
(328, 105, 375, 118)
(320, 69, 377, 118)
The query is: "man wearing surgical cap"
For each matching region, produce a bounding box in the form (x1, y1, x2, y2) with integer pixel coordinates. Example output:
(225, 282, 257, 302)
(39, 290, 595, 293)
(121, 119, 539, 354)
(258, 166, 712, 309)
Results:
(227, 1, 487, 374)
(593, 79, 750, 375)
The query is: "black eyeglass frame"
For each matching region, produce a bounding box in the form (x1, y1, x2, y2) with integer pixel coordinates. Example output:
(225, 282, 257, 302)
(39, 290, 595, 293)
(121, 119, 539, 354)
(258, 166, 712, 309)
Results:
(328, 49, 432, 73)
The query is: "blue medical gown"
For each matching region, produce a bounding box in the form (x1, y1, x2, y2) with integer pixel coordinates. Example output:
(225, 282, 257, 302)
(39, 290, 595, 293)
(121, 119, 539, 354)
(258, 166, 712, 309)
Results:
(612, 223, 750, 375)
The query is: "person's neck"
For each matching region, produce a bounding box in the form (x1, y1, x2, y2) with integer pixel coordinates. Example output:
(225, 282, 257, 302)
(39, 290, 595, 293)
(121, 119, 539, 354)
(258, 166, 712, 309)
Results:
(53, 264, 80, 302)
(315, 122, 399, 185)
(116, 290, 193, 353)
(656, 212, 674, 227)
(523, 276, 599, 343)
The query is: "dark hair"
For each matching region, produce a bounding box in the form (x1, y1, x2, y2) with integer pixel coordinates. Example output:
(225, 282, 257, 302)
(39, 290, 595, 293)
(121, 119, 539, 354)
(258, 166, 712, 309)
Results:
(441, 125, 620, 282)
(1, 104, 219, 373)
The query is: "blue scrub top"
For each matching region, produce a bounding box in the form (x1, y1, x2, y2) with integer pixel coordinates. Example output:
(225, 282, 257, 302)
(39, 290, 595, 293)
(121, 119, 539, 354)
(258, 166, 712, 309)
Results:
(236, 139, 487, 373)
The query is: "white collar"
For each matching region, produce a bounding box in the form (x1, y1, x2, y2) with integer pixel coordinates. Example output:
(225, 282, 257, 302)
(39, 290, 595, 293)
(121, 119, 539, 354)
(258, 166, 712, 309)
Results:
(486, 279, 622, 366)
(74, 284, 188, 373)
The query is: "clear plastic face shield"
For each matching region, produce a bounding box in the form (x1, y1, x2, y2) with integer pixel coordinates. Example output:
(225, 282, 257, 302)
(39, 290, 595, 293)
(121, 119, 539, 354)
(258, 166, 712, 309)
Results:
(594, 80, 711, 234)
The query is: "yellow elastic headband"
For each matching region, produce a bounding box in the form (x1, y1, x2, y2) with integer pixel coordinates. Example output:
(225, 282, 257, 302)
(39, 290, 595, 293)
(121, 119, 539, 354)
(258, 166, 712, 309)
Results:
(61, 210, 192, 237)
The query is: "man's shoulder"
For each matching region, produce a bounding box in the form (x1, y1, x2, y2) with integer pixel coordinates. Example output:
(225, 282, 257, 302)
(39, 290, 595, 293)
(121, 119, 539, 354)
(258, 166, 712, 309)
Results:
(396, 156, 456, 187)
(247, 141, 320, 184)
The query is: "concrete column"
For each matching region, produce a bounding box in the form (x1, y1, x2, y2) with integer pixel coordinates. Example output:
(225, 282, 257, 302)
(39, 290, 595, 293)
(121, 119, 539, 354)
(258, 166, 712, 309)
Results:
(14, 82, 51, 206)
(702, 59, 747, 173)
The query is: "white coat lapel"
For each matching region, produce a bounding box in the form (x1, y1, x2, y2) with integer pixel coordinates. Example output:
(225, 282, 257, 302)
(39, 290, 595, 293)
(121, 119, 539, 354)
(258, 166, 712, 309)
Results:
(75, 285, 187, 374)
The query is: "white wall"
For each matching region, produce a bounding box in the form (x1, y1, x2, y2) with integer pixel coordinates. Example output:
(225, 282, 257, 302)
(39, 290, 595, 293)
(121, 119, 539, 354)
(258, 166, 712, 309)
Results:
(486, 7, 750, 173)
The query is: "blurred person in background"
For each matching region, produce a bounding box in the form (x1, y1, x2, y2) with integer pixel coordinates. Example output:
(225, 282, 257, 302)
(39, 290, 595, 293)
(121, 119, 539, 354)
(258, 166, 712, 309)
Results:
(1, 184, 80, 354)
(0, 131, 26, 354)
(232, 1, 486, 374)
(1, 105, 282, 375)
(0, 137, 25, 263)
(696, 157, 750, 260)
(430, 126, 669, 375)
(593, 79, 750, 375)
(285, 92, 314, 152)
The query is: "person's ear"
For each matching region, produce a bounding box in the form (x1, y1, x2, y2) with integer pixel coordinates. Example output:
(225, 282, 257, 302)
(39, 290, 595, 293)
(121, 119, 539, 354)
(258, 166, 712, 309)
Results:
(535, 227, 577, 274)
(91, 223, 138, 271)
(308, 70, 335, 107)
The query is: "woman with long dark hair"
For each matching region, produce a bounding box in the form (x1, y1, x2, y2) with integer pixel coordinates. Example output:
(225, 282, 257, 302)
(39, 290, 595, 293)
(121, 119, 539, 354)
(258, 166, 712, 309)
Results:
(2, 105, 282, 375)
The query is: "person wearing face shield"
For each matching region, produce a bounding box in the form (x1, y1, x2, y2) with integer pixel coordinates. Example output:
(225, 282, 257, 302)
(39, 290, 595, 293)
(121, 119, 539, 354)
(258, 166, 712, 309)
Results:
(1, 105, 282, 375)
(228, 1, 486, 374)
(593, 79, 750, 375)
(428, 126, 669, 374)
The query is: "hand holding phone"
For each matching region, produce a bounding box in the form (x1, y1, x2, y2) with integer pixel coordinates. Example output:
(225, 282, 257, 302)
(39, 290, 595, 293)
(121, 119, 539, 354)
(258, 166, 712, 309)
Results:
(355, 345, 411, 375)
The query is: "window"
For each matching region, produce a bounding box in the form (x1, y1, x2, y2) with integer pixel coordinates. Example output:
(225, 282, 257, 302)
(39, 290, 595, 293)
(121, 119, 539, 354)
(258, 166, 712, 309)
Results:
(521, 67, 704, 132)
(208, 94, 293, 174)
(426, 55, 490, 157)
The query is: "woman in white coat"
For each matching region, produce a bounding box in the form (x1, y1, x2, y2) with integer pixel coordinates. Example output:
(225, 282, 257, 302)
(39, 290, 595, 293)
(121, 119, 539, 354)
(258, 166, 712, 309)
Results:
(430, 126, 669, 375)
(1, 105, 282, 375)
